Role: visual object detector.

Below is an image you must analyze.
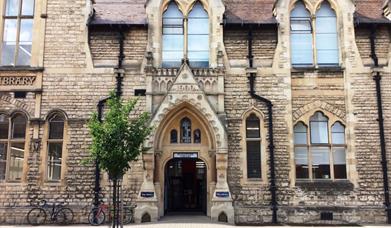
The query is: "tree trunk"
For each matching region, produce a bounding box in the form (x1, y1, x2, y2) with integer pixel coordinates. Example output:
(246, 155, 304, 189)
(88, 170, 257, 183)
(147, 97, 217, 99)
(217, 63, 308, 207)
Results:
(112, 178, 117, 228)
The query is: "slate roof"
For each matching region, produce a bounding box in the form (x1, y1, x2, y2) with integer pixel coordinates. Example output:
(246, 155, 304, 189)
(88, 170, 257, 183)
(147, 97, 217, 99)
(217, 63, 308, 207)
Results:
(89, 0, 390, 26)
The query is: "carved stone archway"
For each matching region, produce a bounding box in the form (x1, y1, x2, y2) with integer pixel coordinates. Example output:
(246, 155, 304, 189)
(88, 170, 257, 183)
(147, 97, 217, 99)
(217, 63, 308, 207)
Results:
(134, 63, 234, 224)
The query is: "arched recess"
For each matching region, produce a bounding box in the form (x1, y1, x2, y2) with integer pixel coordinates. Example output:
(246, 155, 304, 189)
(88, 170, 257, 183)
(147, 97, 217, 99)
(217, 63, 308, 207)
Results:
(292, 101, 345, 123)
(160, 0, 210, 16)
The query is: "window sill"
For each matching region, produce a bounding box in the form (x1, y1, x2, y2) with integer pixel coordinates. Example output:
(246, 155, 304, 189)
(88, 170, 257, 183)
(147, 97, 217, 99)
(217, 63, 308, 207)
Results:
(295, 179, 354, 191)
(0, 66, 44, 72)
(291, 66, 344, 73)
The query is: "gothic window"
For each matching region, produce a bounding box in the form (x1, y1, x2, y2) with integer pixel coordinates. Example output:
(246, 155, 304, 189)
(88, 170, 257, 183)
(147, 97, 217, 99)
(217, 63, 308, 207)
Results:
(180, 117, 191, 143)
(246, 114, 261, 179)
(294, 111, 347, 180)
(290, 1, 339, 67)
(162, 1, 209, 68)
(47, 113, 65, 181)
(290, 1, 313, 66)
(187, 2, 209, 67)
(170, 129, 178, 143)
(162, 1, 184, 68)
(316, 2, 339, 65)
(194, 129, 201, 143)
(0, 113, 27, 181)
(1, 0, 35, 66)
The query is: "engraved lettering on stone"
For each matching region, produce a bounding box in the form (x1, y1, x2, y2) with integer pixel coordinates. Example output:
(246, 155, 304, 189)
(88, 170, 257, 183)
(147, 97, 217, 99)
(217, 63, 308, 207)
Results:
(0, 76, 36, 86)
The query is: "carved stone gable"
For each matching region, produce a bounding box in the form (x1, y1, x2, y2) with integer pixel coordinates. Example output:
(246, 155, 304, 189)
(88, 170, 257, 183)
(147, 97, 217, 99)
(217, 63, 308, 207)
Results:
(168, 63, 203, 95)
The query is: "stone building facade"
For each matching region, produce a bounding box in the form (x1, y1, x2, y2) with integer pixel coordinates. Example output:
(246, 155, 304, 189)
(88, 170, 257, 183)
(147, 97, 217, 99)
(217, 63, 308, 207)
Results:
(0, 0, 391, 225)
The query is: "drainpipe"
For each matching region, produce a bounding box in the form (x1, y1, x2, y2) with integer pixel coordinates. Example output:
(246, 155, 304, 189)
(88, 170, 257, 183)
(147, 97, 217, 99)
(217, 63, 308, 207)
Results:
(247, 28, 278, 224)
(369, 24, 391, 224)
(93, 27, 125, 208)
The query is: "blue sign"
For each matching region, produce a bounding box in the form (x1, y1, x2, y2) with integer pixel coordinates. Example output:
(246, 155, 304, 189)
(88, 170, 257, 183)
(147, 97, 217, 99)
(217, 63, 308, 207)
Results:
(216, 192, 230, 198)
(141, 192, 154, 198)
(173, 152, 198, 159)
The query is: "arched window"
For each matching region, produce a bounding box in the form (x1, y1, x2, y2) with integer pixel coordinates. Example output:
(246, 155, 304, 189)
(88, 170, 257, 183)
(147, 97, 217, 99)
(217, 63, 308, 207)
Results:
(162, 1, 184, 68)
(180, 117, 191, 143)
(290, 1, 339, 67)
(194, 129, 201, 143)
(162, 1, 209, 68)
(188, 2, 209, 67)
(246, 114, 261, 178)
(316, 2, 338, 65)
(294, 111, 347, 180)
(170, 129, 178, 143)
(47, 113, 65, 181)
(290, 1, 313, 66)
(332, 122, 346, 179)
(294, 122, 309, 178)
(0, 113, 27, 181)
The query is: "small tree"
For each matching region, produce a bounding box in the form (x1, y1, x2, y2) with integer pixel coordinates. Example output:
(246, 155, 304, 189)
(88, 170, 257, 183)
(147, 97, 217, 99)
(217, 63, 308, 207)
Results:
(87, 92, 152, 227)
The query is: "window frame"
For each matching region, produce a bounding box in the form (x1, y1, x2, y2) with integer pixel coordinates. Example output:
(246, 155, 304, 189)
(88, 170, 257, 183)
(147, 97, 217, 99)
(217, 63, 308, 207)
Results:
(161, 1, 210, 68)
(289, 1, 340, 68)
(294, 111, 347, 181)
(43, 112, 67, 183)
(1, 0, 35, 66)
(241, 110, 267, 184)
(0, 112, 28, 182)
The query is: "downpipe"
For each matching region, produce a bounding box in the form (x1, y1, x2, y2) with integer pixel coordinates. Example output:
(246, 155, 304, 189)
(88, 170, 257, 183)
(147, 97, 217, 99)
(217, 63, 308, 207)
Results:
(247, 28, 278, 224)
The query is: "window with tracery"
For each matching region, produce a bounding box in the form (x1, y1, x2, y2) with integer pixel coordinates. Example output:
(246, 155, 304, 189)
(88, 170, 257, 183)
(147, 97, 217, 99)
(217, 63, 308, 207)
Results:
(290, 1, 338, 67)
(162, 1, 209, 68)
(294, 111, 347, 180)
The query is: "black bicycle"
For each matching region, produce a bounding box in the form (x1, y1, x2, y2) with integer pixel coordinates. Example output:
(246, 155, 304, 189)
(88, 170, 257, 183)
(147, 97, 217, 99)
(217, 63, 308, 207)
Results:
(27, 199, 74, 225)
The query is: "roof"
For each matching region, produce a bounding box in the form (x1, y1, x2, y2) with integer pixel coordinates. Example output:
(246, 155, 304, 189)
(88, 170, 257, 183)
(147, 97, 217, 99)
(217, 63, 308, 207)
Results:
(89, 0, 147, 26)
(354, 0, 391, 25)
(223, 0, 277, 25)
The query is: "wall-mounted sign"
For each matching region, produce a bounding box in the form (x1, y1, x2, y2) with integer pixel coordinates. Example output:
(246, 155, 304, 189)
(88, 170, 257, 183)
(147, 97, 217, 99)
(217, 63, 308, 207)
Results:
(216, 192, 230, 198)
(140, 192, 154, 198)
(173, 152, 198, 159)
(0, 76, 36, 86)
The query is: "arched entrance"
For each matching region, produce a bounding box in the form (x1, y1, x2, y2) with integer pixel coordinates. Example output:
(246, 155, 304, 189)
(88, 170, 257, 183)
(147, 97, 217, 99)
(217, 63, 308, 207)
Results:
(164, 158, 207, 214)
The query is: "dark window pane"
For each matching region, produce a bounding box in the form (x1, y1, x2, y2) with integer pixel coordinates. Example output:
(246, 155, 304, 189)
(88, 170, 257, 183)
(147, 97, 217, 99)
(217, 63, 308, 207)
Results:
(22, 0, 35, 16)
(311, 147, 330, 179)
(5, 0, 19, 16)
(194, 129, 201, 144)
(49, 120, 64, 139)
(47, 143, 62, 180)
(9, 143, 24, 181)
(181, 118, 191, 143)
(12, 115, 26, 139)
(333, 147, 347, 179)
(170, 129, 177, 143)
(247, 140, 261, 178)
(246, 114, 260, 138)
(295, 147, 309, 178)
(0, 115, 9, 139)
(0, 143, 7, 180)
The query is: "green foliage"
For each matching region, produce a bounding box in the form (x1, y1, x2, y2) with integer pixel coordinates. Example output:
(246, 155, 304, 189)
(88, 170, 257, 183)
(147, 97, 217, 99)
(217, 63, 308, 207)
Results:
(87, 92, 152, 179)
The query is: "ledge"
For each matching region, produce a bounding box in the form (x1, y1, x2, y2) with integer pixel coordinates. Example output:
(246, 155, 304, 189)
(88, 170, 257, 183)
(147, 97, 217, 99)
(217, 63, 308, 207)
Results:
(0, 66, 44, 72)
(291, 66, 344, 73)
(295, 180, 354, 191)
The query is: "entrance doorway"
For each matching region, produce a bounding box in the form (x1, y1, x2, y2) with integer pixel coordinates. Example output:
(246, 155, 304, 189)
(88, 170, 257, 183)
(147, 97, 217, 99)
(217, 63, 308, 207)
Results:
(164, 158, 207, 214)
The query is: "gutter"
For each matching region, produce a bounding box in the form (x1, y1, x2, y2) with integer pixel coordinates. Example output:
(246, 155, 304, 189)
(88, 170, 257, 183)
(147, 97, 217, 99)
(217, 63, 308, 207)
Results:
(247, 28, 278, 224)
(369, 24, 391, 224)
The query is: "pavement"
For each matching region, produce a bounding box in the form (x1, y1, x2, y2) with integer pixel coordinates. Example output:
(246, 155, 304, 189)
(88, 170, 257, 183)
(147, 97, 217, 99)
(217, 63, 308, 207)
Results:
(1, 215, 390, 228)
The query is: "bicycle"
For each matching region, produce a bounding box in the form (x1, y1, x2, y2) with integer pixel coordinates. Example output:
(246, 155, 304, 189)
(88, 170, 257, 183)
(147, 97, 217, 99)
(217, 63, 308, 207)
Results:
(27, 199, 74, 225)
(88, 200, 136, 225)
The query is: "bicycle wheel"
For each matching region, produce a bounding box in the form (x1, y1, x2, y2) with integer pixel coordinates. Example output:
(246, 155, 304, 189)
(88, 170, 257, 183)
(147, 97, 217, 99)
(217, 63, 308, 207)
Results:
(122, 207, 133, 224)
(27, 208, 46, 226)
(88, 208, 105, 225)
(55, 207, 74, 225)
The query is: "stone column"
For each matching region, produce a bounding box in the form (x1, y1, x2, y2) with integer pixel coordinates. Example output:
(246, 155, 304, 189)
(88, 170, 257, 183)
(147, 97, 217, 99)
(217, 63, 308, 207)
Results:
(134, 151, 159, 223)
(211, 149, 235, 224)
